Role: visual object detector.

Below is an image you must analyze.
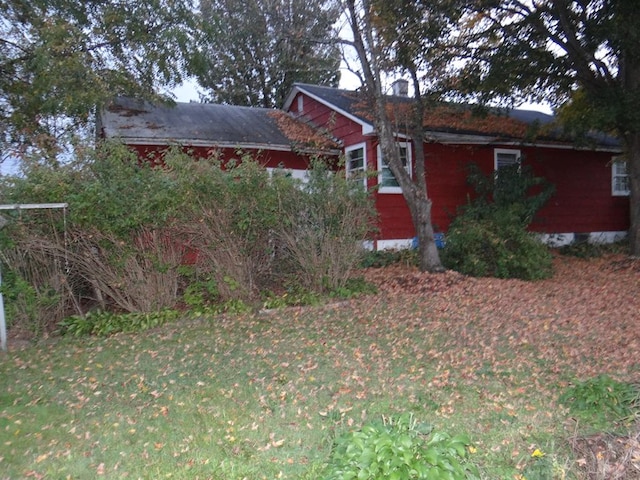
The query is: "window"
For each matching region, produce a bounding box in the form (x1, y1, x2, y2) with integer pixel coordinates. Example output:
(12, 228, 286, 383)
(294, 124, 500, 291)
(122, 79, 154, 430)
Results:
(494, 148, 521, 172)
(297, 95, 304, 113)
(612, 157, 630, 196)
(493, 149, 521, 198)
(377, 142, 412, 193)
(345, 143, 366, 188)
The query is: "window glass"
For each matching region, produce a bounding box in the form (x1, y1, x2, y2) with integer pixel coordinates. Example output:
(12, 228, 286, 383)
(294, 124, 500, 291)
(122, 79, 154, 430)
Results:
(346, 144, 366, 188)
(378, 143, 411, 192)
(495, 149, 521, 171)
(380, 145, 409, 188)
(612, 158, 630, 196)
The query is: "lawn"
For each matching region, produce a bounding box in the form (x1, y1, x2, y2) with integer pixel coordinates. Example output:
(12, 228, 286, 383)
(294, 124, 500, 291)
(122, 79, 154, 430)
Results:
(1, 254, 639, 479)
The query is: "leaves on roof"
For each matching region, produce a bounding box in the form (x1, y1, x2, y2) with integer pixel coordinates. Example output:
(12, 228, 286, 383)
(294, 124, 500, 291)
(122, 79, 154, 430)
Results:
(268, 110, 340, 152)
(351, 95, 557, 141)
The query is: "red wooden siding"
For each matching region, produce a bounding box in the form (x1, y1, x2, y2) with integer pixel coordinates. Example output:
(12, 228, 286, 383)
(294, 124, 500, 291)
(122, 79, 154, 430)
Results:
(523, 147, 629, 234)
(374, 142, 630, 240)
(129, 144, 322, 171)
(295, 93, 368, 147)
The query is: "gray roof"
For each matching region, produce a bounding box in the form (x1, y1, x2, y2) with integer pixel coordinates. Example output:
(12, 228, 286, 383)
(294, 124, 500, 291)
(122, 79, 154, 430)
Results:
(288, 83, 621, 151)
(99, 98, 301, 151)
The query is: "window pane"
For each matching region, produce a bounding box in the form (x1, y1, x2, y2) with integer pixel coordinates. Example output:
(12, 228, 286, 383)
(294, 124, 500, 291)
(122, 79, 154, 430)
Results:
(613, 160, 630, 195)
(496, 152, 518, 169)
(348, 148, 364, 171)
(614, 161, 628, 175)
(615, 176, 630, 192)
(380, 144, 409, 188)
(381, 167, 397, 187)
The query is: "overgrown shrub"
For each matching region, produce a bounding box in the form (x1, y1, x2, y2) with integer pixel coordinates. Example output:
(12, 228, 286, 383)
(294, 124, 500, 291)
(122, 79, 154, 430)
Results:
(1, 143, 376, 335)
(165, 151, 296, 301)
(323, 413, 479, 480)
(442, 163, 554, 280)
(0, 254, 67, 335)
(277, 159, 376, 293)
(1, 142, 185, 321)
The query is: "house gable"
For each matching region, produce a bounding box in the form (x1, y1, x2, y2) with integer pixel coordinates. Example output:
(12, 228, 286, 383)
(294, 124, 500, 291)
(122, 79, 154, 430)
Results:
(283, 84, 375, 136)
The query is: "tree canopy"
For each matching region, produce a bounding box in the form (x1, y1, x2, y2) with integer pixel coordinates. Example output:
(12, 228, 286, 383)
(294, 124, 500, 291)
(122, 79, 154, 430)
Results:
(0, 0, 198, 161)
(457, 0, 640, 254)
(193, 0, 341, 108)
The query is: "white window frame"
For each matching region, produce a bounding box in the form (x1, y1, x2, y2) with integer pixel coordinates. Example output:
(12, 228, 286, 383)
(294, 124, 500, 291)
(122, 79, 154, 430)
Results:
(494, 148, 521, 173)
(377, 142, 412, 194)
(612, 156, 630, 196)
(345, 143, 367, 189)
(297, 95, 304, 113)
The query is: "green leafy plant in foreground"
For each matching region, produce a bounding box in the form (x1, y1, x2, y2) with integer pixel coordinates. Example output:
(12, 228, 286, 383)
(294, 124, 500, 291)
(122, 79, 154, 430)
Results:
(559, 374, 640, 425)
(323, 413, 479, 480)
(57, 309, 180, 337)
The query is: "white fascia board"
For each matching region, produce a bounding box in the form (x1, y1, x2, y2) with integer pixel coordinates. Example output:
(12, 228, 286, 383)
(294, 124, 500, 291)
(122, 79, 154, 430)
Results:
(289, 85, 375, 136)
(113, 137, 341, 157)
(115, 137, 295, 152)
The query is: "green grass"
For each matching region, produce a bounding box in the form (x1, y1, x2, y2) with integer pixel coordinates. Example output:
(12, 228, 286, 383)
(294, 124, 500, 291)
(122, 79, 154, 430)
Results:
(0, 297, 636, 479)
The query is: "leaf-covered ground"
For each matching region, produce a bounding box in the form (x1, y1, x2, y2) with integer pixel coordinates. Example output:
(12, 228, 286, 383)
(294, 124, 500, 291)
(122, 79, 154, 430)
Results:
(364, 253, 640, 379)
(1, 253, 638, 479)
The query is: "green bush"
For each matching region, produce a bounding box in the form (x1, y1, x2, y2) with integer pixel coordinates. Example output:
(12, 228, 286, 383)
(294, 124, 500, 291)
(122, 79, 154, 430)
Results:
(323, 414, 479, 480)
(442, 164, 554, 280)
(442, 208, 553, 280)
(0, 268, 61, 335)
(559, 375, 640, 425)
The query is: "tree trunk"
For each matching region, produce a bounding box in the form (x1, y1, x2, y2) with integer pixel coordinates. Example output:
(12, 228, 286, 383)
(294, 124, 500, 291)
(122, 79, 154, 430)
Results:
(375, 112, 444, 273)
(625, 132, 640, 256)
(408, 194, 444, 272)
(409, 69, 444, 272)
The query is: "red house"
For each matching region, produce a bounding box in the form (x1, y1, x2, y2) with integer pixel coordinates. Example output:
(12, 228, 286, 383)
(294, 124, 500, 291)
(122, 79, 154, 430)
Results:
(99, 84, 630, 249)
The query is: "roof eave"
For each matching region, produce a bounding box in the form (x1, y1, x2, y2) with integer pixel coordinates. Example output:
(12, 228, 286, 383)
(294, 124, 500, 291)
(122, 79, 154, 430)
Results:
(103, 135, 342, 156)
(425, 131, 622, 152)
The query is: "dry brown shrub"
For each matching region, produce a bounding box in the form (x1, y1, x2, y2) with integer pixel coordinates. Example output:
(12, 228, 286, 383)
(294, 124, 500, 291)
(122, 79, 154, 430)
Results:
(66, 227, 183, 313)
(177, 204, 273, 302)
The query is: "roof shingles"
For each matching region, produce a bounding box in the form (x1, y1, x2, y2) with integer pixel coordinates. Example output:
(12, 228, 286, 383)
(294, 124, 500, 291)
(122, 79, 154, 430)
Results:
(101, 98, 338, 153)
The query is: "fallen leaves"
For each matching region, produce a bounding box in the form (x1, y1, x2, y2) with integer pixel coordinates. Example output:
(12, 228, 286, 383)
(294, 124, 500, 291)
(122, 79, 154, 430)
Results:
(363, 253, 640, 380)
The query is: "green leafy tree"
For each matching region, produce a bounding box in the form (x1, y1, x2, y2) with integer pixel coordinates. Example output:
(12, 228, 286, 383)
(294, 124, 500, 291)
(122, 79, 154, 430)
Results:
(456, 0, 640, 255)
(0, 0, 198, 161)
(341, 0, 464, 272)
(194, 0, 341, 108)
